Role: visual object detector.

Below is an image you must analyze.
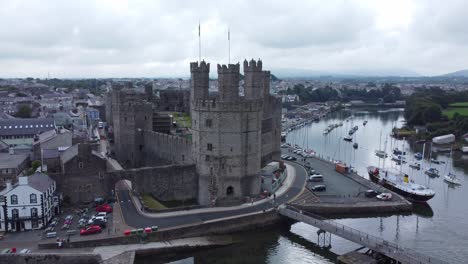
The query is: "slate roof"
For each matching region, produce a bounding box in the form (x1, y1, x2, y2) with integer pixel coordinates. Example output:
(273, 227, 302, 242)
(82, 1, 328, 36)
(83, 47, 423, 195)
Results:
(0, 118, 55, 136)
(0, 153, 29, 169)
(28, 172, 55, 193)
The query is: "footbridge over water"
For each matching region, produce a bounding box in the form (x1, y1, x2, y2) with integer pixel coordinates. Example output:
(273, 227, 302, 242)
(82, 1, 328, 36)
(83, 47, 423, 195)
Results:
(278, 205, 447, 264)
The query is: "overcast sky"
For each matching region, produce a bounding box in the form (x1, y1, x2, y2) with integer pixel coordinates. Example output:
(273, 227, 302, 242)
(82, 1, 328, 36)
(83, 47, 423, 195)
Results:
(1, 0, 467, 78)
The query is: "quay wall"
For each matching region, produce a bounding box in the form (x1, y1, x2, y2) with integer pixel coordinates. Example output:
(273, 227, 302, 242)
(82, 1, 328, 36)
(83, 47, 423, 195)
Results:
(38, 210, 282, 249)
(0, 253, 101, 264)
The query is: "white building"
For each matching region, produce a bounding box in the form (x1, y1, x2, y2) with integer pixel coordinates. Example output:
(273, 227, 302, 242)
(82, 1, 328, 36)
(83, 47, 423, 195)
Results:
(0, 173, 59, 232)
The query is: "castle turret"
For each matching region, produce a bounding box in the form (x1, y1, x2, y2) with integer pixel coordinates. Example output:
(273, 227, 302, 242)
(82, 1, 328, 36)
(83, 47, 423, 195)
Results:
(244, 59, 264, 100)
(190, 61, 210, 102)
(217, 63, 240, 101)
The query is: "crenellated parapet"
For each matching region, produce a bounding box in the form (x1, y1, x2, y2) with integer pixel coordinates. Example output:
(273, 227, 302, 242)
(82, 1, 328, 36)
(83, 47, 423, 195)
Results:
(190, 61, 210, 101)
(190, 60, 210, 72)
(217, 63, 240, 102)
(244, 59, 265, 100)
(243, 59, 262, 72)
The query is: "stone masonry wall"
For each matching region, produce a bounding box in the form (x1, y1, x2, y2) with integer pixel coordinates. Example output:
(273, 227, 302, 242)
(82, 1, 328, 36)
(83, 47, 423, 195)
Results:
(140, 130, 193, 166)
(109, 164, 198, 202)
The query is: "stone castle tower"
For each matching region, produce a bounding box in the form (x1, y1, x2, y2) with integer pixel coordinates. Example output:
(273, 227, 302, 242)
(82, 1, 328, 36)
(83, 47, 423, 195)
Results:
(111, 84, 153, 168)
(191, 59, 277, 206)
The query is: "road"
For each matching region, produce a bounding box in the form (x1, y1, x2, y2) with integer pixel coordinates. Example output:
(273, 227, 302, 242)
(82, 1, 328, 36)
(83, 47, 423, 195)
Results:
(116, 161, 308, 228)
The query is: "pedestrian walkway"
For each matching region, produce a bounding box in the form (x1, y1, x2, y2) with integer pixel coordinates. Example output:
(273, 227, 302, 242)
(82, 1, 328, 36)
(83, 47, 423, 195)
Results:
(127, 163, 297, 219)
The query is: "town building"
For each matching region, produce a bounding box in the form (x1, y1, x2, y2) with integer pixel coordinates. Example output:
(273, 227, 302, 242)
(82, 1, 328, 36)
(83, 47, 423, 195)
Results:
(0, 118, 56, 147)
(0, 173, 59, 232)
(0, 152, 30, 187)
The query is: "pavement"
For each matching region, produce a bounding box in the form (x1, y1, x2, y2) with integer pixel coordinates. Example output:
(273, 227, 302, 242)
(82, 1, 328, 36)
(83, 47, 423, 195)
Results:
(116, 161, 308, 229)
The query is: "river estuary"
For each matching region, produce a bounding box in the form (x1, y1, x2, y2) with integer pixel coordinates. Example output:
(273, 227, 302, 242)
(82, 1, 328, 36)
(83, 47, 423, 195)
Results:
(138, 108, 468, 264)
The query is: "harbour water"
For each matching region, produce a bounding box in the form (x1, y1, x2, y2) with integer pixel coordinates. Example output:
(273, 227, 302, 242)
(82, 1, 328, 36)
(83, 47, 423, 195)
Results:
(138, 108, 468, 264)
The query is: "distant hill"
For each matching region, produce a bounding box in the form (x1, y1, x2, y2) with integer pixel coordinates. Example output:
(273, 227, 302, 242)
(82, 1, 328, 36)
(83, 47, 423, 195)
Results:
(441, 69, 468, 77)
(272, 68, 420, 78)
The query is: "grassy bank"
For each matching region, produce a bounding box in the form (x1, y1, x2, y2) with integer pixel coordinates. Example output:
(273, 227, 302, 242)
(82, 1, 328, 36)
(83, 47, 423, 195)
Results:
(141, 193, 167, 210)
(443, 108, 468, 119)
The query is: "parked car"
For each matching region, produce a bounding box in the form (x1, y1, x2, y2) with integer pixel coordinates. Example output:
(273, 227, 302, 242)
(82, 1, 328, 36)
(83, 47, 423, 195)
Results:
(89, 219, 107, 228)
(281, 154, 288, 159)
(311, 185, 326, 192)
(280, 144, 289, 148)
(308, 175, 324, 182)
(19, 249, 31, 254)
(65, 215, 73, 221)
(80, 225, 102, 235)
(286, 156, 296, 161)
(365, 190, 379, 198)
(96, 212, 109, 218)
(96, 204, 113, 213)
(376, 193, 392, 201)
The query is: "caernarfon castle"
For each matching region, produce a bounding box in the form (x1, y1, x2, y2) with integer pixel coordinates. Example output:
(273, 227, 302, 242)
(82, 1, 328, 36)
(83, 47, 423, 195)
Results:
(107, 59, 281, 206)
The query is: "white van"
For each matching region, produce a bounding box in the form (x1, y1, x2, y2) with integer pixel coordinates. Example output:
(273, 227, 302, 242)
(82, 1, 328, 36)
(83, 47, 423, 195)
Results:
(309, 175, 324, 182)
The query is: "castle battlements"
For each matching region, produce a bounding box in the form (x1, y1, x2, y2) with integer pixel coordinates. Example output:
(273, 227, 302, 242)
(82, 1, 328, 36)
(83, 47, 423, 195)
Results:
(217, 63, 240, 74)
(190, 61, 210, 72)
(243, 59, 262, 72)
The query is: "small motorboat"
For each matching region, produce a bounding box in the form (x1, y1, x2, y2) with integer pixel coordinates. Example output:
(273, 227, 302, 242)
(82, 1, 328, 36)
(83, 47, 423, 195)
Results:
(414, 152, 423, 160)
(430, 158, 441, 164)
(363, 120, 368, 125)
(425, 168, 440, 177)
(409, 162, 421, 170)
(344, 136, 353, 142)
(391, 154, 407, 163)
(444, 173, 461, 185)
(393, 148, 405, 155)
(375, 150, 388, 158)
(353, 143, 358, 149)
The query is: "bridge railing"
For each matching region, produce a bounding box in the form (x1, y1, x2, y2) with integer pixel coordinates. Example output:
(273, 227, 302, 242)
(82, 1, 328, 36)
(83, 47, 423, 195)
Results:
(280, 205, 445, 264)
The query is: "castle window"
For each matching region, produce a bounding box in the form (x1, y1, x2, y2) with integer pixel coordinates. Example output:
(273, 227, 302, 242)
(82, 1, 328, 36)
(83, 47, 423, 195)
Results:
(230, 146, 233, 152)
(205, 155, 210, 161)
(144, 116, 147, 121)
(207, 143, 213, 151)
(205, 119, 212, 128)
(78, 162, 84, 169)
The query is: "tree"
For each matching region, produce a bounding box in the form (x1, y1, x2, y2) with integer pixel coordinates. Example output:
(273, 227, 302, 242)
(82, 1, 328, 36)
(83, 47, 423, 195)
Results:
(14, 105, 32, 118)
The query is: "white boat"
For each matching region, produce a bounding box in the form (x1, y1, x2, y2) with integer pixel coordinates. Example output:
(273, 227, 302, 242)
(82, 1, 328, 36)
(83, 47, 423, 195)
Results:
(391, 154, 406, 163)
(444, 173, 461, 185)
(367, 166, 436, 202)
(425, 168, 440, 177)
(409, 162, 421, 170)
(462, 146, 468, 154)
(432, 134, 455, 145)
(375, 150, 388, 158)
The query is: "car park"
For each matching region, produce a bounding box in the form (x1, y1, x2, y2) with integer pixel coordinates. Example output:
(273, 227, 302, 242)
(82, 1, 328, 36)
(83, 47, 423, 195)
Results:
(311, 185, 326, 192)
(80, 225, 102, 235)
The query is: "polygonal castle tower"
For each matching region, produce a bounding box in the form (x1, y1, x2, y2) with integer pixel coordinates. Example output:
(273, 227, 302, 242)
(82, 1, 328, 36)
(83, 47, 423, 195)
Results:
(190, 59, 278, 206)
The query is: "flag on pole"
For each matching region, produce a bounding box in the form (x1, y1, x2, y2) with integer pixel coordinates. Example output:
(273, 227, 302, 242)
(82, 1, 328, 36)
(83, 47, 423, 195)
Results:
(198, 22, 200, 36)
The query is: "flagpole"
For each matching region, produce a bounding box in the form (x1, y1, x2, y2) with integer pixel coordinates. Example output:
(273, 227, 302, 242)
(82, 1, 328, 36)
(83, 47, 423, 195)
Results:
(198, 21, 201, 62)
(228, 28, 230, 64)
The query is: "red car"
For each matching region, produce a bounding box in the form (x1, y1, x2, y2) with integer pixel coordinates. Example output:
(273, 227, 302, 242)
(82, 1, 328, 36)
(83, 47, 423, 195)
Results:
(96, 204, 113, 213)
(80, 225, 102, 235)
